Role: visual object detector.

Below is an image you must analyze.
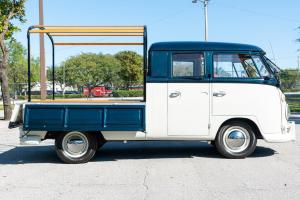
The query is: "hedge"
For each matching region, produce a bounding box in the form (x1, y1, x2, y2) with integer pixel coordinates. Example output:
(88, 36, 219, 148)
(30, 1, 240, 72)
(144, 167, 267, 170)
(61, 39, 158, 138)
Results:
(283, 88, 300, 93)
(112, 90, 143, 97)
(17, 94, 86, 100)
(16, 91, 143, 99)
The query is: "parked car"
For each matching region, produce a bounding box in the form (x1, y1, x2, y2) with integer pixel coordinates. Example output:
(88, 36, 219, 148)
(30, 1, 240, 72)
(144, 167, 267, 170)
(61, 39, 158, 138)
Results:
(83, 86, 113, 97)
(64, 91, 80, 95)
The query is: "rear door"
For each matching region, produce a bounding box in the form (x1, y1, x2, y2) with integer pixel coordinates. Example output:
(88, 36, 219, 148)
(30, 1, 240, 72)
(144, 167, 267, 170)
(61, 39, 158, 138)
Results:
(167, 52, 210, 136)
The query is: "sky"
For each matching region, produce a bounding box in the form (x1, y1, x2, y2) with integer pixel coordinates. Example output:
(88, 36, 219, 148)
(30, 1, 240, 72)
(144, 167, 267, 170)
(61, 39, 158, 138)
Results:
(13, 0, 300, 69)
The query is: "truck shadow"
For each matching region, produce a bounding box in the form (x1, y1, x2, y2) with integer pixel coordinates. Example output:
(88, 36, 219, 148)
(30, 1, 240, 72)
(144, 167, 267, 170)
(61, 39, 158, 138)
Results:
(0, 141, 276, 164)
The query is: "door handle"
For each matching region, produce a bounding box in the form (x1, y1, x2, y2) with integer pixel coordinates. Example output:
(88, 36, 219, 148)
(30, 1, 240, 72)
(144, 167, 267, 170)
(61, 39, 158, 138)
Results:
(169, 91, 181, 98)
(213, 91, 226, 97)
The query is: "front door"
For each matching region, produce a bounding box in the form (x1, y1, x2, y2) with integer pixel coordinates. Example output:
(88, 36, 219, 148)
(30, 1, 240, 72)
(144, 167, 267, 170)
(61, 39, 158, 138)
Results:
(167, 53, 210, 136)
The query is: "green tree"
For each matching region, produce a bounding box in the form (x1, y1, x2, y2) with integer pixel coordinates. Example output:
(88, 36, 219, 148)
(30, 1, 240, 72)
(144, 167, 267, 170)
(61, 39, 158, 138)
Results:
(63, 53, 103, 88)
(115, 51, 143, 89)
(280, 69, 300, 90)
(8, 40, 40, 97)
(8, 39, 26, 97)
(54, 53, 121, 90)
(95, 54, 120, 88)
(0, 0, 26, 119)
(47, 65, 66, 93)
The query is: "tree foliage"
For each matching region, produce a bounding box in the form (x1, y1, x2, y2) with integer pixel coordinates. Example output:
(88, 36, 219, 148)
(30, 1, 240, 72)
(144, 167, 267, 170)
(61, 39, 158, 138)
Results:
(7, 40, 40, 92)
(8, 39, 26, 84)
(48, 51, 142, 90)
(0, 0, 26, 41)
(115, 51, 143, 89)
(59, 53, 121, 88)
(280, 69, 300, 90)
(0, 0, 26, 120)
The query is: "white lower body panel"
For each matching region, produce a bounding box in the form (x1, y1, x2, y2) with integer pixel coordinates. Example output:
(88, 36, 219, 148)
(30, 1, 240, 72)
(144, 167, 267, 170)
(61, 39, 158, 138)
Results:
(102, 131, 146, 140)
(262, 121, 296, 143)
(19, 128, 47, 145)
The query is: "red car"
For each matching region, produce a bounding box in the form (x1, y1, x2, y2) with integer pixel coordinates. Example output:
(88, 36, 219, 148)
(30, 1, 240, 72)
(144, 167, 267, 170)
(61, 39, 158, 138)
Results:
(83, 86, 113, 97)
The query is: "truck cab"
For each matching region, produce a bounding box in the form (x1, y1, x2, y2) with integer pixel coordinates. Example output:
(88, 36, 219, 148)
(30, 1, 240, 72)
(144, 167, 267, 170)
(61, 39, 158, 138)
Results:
(10, 41, 296, 164)
(146, 42, 294, 141)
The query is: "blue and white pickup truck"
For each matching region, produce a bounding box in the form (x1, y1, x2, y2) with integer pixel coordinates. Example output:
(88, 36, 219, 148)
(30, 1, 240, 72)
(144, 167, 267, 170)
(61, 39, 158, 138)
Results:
(9, 26, 295, 163)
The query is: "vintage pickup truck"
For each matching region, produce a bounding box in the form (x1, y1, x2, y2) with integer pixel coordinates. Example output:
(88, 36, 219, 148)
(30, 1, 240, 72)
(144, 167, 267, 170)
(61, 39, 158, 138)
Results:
(9, 26, 295, 163)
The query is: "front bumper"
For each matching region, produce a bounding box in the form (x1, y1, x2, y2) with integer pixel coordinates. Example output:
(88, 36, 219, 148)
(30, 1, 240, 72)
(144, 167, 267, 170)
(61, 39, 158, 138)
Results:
(263, 121, 296, 143)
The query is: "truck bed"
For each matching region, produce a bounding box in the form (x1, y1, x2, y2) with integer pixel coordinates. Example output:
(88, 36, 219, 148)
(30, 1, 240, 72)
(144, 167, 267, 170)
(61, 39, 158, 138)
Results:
(23, 102, 145, 132)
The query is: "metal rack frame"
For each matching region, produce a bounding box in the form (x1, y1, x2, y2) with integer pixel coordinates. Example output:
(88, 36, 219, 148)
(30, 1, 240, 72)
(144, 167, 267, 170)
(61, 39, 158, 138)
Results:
(27, 25, 148, 102)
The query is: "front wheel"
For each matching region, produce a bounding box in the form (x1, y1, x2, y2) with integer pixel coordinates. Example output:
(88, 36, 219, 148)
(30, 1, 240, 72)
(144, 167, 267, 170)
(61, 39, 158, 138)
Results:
(215, 121, 257, 159)
(55, 131, 98, 164)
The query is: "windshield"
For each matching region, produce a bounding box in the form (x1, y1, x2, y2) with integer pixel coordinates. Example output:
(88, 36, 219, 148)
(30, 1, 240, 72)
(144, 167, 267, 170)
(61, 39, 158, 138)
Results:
(264, 56, 281, 74)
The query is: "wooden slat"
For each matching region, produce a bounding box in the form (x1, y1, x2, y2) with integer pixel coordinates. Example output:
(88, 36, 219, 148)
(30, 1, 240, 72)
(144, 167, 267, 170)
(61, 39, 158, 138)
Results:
(33, 25, 144, 28)
(54, 42, 144, 46)
(29, 26, 145, 33)
(49, 33, 144, 36)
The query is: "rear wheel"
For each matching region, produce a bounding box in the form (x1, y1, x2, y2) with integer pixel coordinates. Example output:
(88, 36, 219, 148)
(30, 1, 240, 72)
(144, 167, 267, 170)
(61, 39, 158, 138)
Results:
(55, 131, 97, 164)
(215, 121, 257, 159)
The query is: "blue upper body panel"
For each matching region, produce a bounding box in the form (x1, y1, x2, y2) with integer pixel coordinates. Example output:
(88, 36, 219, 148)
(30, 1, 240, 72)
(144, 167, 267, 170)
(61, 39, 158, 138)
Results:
(23, 103, 145, 132)
(149, 41, 264, 52)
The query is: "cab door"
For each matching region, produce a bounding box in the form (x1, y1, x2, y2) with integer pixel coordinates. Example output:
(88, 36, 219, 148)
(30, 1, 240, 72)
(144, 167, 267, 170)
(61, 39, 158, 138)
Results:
(211, 52, 282, 134)
(167, 52, 210, 136)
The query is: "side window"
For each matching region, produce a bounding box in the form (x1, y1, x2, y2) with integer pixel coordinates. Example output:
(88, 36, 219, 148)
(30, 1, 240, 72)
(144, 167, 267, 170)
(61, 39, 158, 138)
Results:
(214, 54, 260, 78)
(172, 53, 204, 78)
(252, 55, 271, 77)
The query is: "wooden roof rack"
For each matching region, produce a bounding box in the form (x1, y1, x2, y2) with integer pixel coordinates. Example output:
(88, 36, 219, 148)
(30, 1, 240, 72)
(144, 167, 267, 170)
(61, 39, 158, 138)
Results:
(27, 25, 148, 102)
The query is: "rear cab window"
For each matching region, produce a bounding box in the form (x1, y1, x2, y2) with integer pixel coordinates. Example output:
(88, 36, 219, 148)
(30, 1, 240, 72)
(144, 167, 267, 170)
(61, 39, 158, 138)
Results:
(172, 53, 205, 79)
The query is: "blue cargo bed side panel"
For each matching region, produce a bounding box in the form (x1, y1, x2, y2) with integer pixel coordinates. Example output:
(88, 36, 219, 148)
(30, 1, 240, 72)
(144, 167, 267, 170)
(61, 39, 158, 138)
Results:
(23, 104, 145, 132)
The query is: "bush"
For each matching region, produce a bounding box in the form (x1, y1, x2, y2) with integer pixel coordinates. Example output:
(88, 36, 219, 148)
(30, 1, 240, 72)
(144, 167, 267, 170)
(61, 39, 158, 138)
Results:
(283, 88, 300, 93)
(112, 90, 143, 97)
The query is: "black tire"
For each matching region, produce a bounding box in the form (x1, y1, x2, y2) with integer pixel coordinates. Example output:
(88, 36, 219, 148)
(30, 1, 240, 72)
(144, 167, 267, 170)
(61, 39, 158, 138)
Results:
(55, 131, 98, 164)
(215, 121, 257, 159)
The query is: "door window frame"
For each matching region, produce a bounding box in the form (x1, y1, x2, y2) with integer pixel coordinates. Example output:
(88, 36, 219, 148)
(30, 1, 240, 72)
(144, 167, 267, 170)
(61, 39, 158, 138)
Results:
(168, 51, 210, 83)
(210, 51, 277, 85)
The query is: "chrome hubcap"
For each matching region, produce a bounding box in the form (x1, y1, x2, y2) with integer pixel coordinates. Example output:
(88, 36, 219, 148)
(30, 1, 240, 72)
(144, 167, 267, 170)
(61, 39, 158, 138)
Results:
(223, 127, 250, 153)
(62, 132, 89, 158)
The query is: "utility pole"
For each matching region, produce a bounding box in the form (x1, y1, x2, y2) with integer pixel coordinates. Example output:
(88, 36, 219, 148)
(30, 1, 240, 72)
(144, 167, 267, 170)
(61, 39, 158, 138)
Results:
(39, 0, 47, 99)
(192, 0, 210, 41)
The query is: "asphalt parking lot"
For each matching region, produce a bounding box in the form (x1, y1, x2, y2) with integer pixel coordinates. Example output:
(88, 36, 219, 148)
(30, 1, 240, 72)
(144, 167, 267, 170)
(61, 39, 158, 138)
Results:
(0, 120, 300, 200)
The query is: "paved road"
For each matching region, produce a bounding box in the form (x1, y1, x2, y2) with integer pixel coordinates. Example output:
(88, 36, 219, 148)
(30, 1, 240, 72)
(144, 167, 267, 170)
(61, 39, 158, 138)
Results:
(0, 121, 300, 200)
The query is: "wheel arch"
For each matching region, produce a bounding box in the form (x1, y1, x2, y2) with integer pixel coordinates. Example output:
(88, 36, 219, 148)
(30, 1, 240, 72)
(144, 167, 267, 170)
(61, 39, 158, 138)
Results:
(215, 118, 263, 140)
